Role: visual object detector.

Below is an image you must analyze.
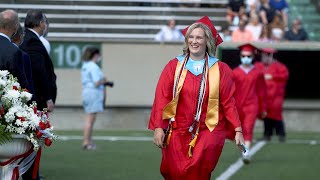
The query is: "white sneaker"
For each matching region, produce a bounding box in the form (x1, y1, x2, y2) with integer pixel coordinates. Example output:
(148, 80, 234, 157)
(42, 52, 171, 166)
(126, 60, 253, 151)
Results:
(242, 150, 251, 164)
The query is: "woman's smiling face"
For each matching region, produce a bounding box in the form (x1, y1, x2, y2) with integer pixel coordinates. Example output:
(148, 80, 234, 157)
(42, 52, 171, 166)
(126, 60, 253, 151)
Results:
(188, 27, 207, 60)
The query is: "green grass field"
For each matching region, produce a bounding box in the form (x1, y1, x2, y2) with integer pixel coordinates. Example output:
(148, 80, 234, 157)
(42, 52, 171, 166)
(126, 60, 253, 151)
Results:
(39, 131, 320, 180)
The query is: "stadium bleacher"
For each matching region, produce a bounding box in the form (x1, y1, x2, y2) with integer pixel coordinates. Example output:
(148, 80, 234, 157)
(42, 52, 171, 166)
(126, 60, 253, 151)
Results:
(0, 0, 229, 41)
(1, 0, 320, 41)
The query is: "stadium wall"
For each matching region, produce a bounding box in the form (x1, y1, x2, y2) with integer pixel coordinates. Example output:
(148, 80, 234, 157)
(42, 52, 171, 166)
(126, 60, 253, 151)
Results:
(53, 41, 320, 107)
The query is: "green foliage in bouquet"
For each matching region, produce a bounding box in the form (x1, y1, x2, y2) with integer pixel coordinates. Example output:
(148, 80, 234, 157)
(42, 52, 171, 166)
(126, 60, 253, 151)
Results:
(0, 124, 12, 145)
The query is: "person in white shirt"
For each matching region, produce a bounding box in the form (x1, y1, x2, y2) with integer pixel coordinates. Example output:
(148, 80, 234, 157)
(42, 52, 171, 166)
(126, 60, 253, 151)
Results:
(246, 14, 263, 41)
(154, 19, 184, 42)
(39, 15, 50, 54)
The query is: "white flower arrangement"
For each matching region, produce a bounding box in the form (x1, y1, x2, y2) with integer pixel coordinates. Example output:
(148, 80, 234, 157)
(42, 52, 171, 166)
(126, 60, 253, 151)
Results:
(0, 70, 57, 150)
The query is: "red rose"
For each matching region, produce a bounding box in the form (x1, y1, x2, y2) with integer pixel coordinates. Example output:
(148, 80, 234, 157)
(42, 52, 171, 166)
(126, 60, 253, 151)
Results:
(13, 86, 18, 90)
(36, 130, 43, 138)
(0, 106, 4, 115)
(18, 117, 25, 121)
(44, 138, 52, 146)
(33, 107, 37, 114)
(39, 121, 47, 130)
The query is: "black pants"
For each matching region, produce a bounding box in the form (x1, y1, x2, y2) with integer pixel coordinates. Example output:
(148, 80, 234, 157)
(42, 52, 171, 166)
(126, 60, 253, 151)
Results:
(263, 117, 286, 138)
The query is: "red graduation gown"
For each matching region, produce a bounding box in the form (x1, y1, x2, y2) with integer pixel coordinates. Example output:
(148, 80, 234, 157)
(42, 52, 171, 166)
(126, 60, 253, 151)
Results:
(255, 61, 289, 121)
(233, 66, 266, 141)
(149, 59, 241, 180)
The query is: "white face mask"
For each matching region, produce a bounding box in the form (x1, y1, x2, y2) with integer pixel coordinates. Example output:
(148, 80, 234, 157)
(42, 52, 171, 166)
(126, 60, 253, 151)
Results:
(240, 56, 253, 65)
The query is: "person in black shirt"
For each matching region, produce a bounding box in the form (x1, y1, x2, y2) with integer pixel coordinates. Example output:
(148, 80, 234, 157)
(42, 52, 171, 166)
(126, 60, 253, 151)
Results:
(284, 19, 308, 41)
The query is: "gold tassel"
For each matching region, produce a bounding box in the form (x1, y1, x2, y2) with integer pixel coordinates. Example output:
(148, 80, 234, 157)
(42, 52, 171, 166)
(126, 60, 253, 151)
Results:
(188, 133, 198, 157)
(166, 127, 172, 145)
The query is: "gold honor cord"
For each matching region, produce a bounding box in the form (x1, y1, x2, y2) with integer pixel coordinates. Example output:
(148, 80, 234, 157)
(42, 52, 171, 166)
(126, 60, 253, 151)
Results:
(162, 55, 189, 146)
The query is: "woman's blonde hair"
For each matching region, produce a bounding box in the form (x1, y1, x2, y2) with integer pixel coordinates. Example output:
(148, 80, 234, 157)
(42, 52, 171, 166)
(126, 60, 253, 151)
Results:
(182, 23, 216, 56)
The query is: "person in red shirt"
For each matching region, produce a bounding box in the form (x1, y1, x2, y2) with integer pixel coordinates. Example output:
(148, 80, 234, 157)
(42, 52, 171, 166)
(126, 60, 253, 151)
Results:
(233, 43, 267, 163)
(149, 16, 245, 180)
(255, 47, 289, 142)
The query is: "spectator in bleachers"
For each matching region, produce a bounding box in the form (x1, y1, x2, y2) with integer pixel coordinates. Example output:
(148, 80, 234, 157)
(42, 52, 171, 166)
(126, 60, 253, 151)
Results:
(269, 0, 289, 27)
(39, 15, 50, 54)
(269, 13, 285, 41)
(246, 14, 263, 41)
(247, 1, 261, 19)
(238, 6, 249, 23)
(219, 25, 232, 42)
(259, 0, 277, 25)
(245, 0, 261, 13)
(232, 19, 254, 42)
(258, 24, 272, 42)
(284, 18, 308, 41)
(226, 0, 245, 26)
(154, 19, 184, 42)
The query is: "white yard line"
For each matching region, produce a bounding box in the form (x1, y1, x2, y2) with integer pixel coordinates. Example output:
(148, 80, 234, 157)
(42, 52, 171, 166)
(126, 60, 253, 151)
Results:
(58, 135, 319, 145)
(59, 135, 153, 141)
(216, 141, 267, 180)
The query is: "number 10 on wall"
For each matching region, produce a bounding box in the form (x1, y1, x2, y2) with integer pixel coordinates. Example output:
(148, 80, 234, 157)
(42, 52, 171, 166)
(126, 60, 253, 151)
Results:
(51, 43, 101, 69)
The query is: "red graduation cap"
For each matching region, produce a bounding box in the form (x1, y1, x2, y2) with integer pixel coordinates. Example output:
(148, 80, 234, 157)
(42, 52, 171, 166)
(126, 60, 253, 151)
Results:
(182, 16, 223, 46)
(261, 47, 277, 53)
(238, 43, 259, 53)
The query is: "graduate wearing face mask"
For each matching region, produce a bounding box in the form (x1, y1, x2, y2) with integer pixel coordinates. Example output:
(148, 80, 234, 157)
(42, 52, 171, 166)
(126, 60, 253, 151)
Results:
(232, 43, 267, 164)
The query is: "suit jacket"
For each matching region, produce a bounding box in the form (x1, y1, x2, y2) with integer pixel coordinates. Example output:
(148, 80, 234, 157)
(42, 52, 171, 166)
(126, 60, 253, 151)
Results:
(20, 29, 57, 110)
(21, 50, 36, 98)
(0, 35, 28, 88)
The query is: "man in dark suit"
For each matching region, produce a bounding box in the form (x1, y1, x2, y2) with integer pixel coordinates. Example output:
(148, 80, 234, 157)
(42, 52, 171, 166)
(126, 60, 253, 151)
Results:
(20, 10, 57, 180)
(0, 9, 28, 88)
(20, 10, 57, 112)
(11, 24, 35, 97)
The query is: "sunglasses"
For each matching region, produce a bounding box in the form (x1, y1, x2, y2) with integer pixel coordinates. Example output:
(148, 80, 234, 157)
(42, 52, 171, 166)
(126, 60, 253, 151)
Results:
(241, 55, 253, 58)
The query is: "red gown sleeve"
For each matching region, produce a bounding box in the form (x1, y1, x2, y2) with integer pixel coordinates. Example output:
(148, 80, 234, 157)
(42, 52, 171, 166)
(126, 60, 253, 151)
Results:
(272, 62, 289, 82)
(148, 60, 176, 130)
(219, 62, 241, 129)
(256, 71, 267, 115)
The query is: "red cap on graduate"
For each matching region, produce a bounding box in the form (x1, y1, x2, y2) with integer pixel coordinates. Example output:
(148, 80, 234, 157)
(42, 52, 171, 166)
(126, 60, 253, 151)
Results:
(182, 16, 223, 46)
(261, 47, 277, 53)
(238, 43, 258, 53)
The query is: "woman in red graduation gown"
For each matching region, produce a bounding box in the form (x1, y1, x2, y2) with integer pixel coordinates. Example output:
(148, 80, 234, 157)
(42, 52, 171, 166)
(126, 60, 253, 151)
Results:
(233, 43, 267, 163)
(149, 16, 245, 180)
(255, 48, 289, 142)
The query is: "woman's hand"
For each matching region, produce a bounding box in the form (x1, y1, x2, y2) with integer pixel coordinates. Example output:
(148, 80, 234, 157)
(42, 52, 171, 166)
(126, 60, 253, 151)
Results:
(95, 77, 107, 87)
(260, 111, 267, 119)
(153, 128, 165, 148)
(234, 127, 245, 152)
